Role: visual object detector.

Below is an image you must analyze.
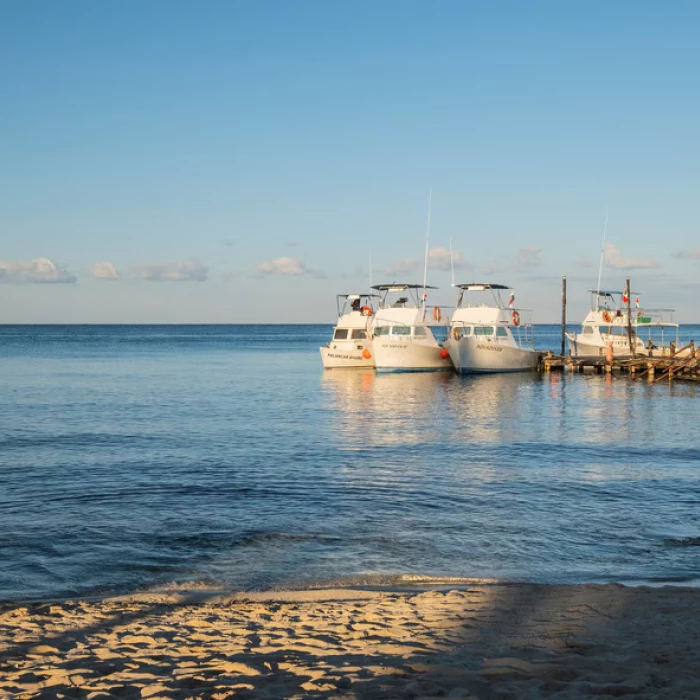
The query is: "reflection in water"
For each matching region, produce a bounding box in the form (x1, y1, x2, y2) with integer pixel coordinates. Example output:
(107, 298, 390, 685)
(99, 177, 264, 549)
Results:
(317, 367, 700, 586)
(321, 370, 455, 447)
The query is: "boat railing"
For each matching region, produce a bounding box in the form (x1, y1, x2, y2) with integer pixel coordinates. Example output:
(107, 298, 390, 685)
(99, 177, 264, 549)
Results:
(510, 309, 535, 348)
(449, 308, 536, 348)
(422, 305, 454, 325)
(633, 308, 677, 327)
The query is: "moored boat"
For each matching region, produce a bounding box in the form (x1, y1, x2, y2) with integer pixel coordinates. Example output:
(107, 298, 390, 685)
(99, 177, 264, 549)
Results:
(370, 284, 453, 372)
(566, 290, 681, 359)
(443, 283, 542, 373)
(320, 293, 377, 369)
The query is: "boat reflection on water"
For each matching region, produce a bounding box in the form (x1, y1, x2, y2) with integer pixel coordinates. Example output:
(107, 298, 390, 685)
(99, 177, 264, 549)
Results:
(321, 370, 455, 447)
(321, 369, 550, 448)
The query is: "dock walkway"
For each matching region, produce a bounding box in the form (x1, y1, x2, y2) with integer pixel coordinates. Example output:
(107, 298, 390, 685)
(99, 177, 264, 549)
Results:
(541, 341, 700, 382)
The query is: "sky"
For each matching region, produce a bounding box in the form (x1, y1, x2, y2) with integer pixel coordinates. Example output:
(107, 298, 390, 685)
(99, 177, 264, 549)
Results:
(1, 0, 699, 323)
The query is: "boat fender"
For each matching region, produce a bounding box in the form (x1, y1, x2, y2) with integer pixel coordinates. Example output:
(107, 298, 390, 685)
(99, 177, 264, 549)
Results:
(361, 306, 373, 316)
(512, 310, 521, 326)
(439, 348, 450, 359)
(433, 306, 442, 322)
(362, 348, 372, 360)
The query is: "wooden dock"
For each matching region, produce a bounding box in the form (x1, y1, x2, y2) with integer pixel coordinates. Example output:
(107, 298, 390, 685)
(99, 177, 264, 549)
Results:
(541, 341, 700, 382)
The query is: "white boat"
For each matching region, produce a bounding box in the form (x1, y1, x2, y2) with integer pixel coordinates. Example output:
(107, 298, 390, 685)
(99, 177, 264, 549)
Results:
(566, 290, 681, 359)
(443, 284, 542, 373)
(320, 293, 377, 369)
(370, 284, 453, 372)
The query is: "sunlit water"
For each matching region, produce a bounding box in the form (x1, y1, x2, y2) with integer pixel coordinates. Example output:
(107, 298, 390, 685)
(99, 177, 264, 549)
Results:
(1, 324, 699, 601)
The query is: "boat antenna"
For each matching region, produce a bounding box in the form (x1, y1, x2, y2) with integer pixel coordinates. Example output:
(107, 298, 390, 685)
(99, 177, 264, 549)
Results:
(368, 249, 372, 294)
(422, 188, 432, 308)
(595, 207, 609, 305)
(449, 236, 455, 287)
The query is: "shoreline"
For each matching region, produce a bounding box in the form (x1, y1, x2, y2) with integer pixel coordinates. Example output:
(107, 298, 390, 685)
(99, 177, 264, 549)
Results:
(2, 582, 700, 699)
(4, 570, 700, 609)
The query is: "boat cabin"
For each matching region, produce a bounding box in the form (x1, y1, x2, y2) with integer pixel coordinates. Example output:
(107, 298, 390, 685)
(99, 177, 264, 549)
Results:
(370, 283, 449, 341)
(451, 283, 535, 347)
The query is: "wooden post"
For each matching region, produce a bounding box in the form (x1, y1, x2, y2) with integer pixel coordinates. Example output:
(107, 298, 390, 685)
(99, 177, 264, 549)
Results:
(625, 276, 635, 358)
(561, 276, 567, 356)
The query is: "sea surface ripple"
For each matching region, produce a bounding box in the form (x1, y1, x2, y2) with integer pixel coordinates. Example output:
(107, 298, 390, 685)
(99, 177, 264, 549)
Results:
(1, 324, 699, 601)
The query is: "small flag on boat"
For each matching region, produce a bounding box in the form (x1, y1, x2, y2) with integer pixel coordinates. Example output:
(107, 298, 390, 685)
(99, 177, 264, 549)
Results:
(422, 292, 428, 301)
(622, 292, 629, 304)
(635, 296, 640, 308)
(508, 293, 515, 308)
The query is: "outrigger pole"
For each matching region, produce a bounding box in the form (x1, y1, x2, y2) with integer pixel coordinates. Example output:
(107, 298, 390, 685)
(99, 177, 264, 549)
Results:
(422, 188, 432, 310)
(595, 207, 609, 304)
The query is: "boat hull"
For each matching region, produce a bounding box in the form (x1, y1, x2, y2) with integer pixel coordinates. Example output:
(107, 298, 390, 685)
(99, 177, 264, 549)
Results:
(373, 339, 453, 372)
(444, 337, 541, 373)
(320, 342, 375, 369)
(567, 335, 688, 360)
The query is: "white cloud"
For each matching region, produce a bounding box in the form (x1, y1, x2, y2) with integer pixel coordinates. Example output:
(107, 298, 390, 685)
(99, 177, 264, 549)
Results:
(0, 258, 77, 284)
(514, 246, 542, 272)
(480, 260, 507, 276)
(675, 248, 700, 260)
(427, 247, 472, 271)
(90, 262, 121, 280)
(135, 260, 209, 282)
(380, 248, 471, 278)
(380, 257, 419, 278)
(256, 257, 324, 278)
(604, 243, 660, 270)
(479, 245, 542, 276)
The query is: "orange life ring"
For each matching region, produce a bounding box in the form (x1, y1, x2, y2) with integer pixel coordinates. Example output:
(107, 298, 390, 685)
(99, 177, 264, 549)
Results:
(362, 348, 372, 360)
(433, 306, 442, 322)
(602, 310, 611, 323)
(361, 305, 373, 316)
(512, 310, 521, 327)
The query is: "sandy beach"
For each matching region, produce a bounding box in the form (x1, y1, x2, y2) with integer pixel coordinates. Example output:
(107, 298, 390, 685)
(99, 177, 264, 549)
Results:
(1, 583, 699, 699)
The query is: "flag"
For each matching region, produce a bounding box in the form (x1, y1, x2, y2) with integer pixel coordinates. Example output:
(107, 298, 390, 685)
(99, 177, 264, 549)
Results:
(508, 293, 515, 308)
(622, 292, 629, 304)
(422, 292, 427, 301)
(635, 296, 640, 308)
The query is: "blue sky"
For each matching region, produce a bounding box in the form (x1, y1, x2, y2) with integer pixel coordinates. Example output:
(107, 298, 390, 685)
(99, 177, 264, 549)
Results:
(1, 0, 699, 322)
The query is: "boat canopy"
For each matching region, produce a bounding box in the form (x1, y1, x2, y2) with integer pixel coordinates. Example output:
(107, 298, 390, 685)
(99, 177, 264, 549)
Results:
(371, 284, 437, 292)
(338, 293, 380, 300)
(456, 283, 511, 291)
(588, 289, 640, 297)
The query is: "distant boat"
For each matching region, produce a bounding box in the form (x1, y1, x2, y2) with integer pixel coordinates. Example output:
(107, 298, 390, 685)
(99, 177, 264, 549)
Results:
(444, 283, 542, 373)
(370, 283, 453, 372)
(320, 293, 377, 369)
(567, 290, 681, 359)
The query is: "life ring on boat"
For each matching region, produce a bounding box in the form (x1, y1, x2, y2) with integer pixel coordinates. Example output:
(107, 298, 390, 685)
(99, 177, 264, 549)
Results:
(433, 306, 442, 322)
(512, 310, 521, 327)
(602, 310, 611, 323)
(362, 348, 372, 360)
(361, 306, 373, 316)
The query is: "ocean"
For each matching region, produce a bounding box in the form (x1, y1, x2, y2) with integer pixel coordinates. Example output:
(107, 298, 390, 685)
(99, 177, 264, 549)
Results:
(1, 324, 699, 601)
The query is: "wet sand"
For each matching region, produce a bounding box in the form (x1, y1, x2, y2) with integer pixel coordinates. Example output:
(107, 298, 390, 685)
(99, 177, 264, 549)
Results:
(1, 583, 699, 699)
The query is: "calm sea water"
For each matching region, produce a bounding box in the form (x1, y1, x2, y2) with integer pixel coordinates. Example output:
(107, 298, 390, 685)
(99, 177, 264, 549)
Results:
(1, 324, 700, 601)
